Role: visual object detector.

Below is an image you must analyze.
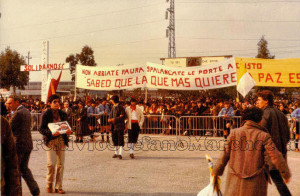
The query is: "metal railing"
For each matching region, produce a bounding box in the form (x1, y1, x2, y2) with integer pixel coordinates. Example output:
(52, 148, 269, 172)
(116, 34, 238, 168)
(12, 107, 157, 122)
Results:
(30, 113, 42, 131)
(142, 115, 177, 135)
(288, 116, 300, 140)
(30, 113, 299, 139)
(178, 116, 242, 137)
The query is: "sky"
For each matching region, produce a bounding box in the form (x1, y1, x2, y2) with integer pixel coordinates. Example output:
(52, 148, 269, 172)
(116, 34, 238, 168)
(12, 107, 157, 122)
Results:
(1, 0, 300, 81)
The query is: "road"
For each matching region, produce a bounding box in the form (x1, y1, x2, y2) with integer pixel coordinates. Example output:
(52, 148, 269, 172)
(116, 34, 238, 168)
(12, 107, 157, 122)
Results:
(21, 133, 300, 196)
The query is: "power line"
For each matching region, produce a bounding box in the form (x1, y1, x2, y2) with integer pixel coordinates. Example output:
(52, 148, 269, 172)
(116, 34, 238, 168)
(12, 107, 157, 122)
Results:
(177, 37, 300, 42)
(177, 19, 300, 23)
(5, 3, 165, 30)
(0, 20, 166, 46)
(177, 1, 300, 4)
(26, 44, 300, 56)
(31, 45, 300, 60)
(22, 37, 167, 57)
(177, 45, 300, 53)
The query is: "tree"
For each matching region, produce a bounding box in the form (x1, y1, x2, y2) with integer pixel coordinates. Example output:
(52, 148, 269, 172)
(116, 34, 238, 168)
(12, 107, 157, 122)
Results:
(66, 45, 96, 82)
(256, 35, 275, 59)
(66, 54, 78, 81)
(76, 45, 97, 66)
(0, 47, 29, 94)
(255, 36, 280, 93)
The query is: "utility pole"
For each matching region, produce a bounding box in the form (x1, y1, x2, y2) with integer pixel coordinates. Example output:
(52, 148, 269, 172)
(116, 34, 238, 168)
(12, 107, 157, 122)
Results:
(25, 51, 32, 91)
(166, 0, 176, 58)
(25, 51, 32, 65)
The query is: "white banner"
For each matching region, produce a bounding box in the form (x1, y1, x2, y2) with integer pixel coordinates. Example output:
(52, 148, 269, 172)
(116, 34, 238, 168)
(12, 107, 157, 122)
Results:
(147, 58, 236, 90)
(76, 64, 147, 90)
(75, 58, 237, 90)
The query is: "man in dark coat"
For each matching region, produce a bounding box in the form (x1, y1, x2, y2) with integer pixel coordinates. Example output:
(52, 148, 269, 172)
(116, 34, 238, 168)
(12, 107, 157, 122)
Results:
(1, 116, 22, 196)
(108, 95, 126, 159)
(256, 90, 291, 196)
(6, 96, 40, 196)
(75, 101, 90, 143)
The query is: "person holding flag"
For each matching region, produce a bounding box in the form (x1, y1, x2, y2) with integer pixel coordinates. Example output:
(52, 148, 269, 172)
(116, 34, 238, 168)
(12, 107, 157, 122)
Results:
(236, 61, 256, 97)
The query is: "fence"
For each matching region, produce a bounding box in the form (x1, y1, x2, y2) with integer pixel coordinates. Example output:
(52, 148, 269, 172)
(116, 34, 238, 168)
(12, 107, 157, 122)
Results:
(30, 113, 299, 139)
(178, 116, 242, 137)
(288, 116, 300, 140)
(142, 115, 177, 135)
(30, 113, 42, 131)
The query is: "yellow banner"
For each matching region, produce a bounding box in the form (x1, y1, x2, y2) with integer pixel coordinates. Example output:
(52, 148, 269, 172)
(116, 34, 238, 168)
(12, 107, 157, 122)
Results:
(235, 57, 300, 87)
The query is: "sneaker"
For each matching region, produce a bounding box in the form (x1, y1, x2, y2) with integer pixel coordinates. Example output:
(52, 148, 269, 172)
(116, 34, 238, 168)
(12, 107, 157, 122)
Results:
(112, 154, 118, 158)
(118, 155, 122, 159)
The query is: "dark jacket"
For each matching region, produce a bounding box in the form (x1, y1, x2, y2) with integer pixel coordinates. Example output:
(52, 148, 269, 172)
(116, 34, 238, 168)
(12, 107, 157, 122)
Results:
(10, 105, 33, 152)
(261, 106, 290, 170)
(213, 120, 291, 196)
(76, 107, 90, 136)
(261, 106, 290, 156)
(62, 107, 73, 127)
(1, 116, 22, 196)
(109, 104, 126, 131)
(39, 109, 69, 147)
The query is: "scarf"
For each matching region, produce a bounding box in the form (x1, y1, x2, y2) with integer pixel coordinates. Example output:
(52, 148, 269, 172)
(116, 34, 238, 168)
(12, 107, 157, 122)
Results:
(130, 105, 136, 112)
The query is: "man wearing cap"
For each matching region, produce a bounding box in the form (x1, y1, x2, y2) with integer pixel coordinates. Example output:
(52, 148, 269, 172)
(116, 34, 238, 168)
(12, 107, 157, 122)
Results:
(125, 98, 144, 159)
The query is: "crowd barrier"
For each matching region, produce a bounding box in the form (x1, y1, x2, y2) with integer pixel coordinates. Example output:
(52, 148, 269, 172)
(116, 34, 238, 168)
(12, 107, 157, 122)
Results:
(142, 115, 177, 135)
(30, 113, 299, 139)
(178, 116, 242, 137)
(30, 113, 42, 131)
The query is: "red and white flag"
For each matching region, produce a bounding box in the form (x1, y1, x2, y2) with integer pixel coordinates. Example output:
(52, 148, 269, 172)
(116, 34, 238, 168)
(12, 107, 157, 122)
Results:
(46, 71, 62, 103)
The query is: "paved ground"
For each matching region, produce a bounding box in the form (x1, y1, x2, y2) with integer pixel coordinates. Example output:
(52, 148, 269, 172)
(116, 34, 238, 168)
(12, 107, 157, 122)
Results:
(22, 132, 300, 196)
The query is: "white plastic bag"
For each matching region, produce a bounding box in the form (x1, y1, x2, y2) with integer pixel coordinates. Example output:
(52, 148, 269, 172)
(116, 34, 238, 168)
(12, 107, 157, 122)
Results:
(197, 155, 222, 196)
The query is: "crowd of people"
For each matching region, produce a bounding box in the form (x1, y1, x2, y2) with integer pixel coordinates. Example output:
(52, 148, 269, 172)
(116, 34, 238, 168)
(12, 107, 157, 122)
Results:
(1, 91, 300, 195)
(2, 93, 299, 139)
(1, 93, 300, 140)
(2, 94, 300, 118)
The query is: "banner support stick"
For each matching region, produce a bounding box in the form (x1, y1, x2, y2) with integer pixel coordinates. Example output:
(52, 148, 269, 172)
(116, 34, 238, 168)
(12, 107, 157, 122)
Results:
(74, 64, 77, 101)
(145, 88, 148, 103)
